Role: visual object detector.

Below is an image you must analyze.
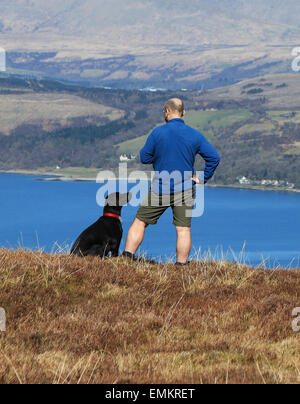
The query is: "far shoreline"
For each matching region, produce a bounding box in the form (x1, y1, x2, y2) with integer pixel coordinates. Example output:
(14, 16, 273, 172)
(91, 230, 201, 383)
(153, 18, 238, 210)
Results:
(1, 168, 300, 194)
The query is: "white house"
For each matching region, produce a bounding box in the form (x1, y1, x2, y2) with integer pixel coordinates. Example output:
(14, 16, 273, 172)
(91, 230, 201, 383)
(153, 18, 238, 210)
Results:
(120, 154, 136, 162)
(238, 176, 251, 185)
(120, 155, 130, 162)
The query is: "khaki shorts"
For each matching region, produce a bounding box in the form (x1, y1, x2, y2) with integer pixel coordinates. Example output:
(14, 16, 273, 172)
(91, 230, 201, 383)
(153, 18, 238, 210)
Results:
(136, 188, 195, 228)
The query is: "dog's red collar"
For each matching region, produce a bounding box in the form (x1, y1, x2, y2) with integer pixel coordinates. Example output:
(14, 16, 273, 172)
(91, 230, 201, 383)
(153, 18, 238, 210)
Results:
(103, 213, 121, 220)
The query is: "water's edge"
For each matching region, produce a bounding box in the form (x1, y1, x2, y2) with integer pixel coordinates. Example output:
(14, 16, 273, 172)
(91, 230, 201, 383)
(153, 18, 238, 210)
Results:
(1, 170, 299, 194)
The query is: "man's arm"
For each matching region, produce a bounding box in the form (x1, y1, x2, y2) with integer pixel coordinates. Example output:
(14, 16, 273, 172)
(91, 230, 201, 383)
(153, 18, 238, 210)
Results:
(140, 131, 156, 164)
(197, 135, 221, 184)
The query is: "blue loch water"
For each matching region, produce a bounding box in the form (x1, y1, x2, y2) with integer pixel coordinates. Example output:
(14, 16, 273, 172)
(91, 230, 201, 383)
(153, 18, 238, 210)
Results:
(0, 173, 299, 268)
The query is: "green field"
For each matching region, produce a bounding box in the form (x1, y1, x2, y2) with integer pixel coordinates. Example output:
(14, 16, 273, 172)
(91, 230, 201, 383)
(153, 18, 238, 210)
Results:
(116, 110, 253, 155)
(185, 109, 253, 132)
(116, 134, 149, 155)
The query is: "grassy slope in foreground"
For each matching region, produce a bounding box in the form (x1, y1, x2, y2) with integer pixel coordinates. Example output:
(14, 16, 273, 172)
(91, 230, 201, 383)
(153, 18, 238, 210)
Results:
(0, 249, 299, 384)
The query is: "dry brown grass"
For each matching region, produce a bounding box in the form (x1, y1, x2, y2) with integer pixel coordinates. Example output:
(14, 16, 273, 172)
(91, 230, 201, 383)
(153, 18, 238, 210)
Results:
(0, 92, 124, 135)
(0, 249, 299, 384)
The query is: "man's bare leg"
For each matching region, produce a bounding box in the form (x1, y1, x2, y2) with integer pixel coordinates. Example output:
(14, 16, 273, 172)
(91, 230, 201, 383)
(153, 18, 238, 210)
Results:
(125, 218, 147, 255)
(176, 226, 191, 264)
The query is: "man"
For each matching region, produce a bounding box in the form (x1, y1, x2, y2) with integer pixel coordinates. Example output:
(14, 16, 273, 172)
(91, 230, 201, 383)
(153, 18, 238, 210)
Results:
(123, 98, 220, 265)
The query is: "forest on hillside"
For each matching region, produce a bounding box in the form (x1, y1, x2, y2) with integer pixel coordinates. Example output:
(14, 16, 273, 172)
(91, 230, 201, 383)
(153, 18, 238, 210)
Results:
(0, 76, 299, 188)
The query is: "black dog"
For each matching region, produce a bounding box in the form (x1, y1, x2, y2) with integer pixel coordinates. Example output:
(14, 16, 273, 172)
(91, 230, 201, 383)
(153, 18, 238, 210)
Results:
(70, 192, 132, 258)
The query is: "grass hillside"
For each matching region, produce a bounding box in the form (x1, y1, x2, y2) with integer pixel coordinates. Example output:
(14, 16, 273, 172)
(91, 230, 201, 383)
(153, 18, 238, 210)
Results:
(0, 77, 170, 169)
(208, 74, 300, 110)
(0, 92, 124, 135)
(1, 75, 300, 188)
(0, 249, 299, 384)
(116, 134, 149, 156)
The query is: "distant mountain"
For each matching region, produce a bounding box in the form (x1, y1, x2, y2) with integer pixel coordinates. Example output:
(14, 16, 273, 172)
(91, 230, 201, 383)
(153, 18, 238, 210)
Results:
(1, 0, 300, 42)
(0, 0, 299, 88)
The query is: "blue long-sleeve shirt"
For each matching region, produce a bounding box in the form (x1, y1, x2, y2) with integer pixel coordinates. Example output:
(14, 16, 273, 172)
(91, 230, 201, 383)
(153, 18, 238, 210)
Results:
(140, 118, 220, 194)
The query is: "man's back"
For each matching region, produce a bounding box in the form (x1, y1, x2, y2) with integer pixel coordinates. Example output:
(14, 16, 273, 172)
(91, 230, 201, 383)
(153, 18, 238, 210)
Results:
(140, 118, 220, 194)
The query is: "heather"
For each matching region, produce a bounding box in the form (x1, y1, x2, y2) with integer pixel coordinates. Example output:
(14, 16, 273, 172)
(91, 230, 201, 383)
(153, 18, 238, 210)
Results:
(0, 249, 299, 384)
